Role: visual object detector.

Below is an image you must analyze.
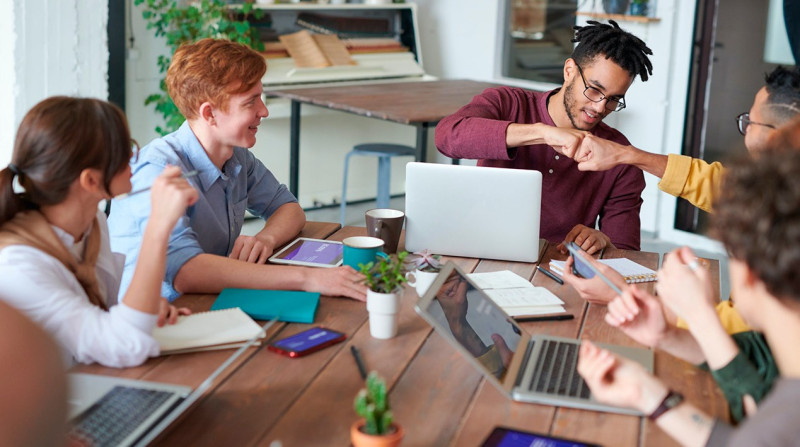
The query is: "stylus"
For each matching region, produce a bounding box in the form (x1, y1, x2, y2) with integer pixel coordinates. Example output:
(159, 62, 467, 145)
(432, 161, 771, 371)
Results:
(536, 266, 564, 285)
(114, 170, 199, 200)
(351, 345, 368, 380)
(513, 314, 574, 323)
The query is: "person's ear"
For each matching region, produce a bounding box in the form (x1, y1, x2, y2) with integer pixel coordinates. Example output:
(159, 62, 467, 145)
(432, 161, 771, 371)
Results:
(199, 102, 216, 126)
(78, 168, 105, 196)
(564, 58, 577, 83)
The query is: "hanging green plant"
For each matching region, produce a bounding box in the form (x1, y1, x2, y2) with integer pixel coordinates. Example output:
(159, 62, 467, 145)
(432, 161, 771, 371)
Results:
(135, 0, 265, 135)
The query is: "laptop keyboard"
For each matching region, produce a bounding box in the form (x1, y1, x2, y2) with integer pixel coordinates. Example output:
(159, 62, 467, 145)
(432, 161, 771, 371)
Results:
(528, 339, 591, 399)
(68, 386, 175, 447)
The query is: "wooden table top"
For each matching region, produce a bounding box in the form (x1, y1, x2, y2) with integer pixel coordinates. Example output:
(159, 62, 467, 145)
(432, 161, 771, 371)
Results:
(267, 79, 501, 125)
(72, 224, 728, 446)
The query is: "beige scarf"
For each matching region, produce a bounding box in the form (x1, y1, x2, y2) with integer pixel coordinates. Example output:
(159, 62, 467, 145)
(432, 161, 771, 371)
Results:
(0, 210, 107, 311)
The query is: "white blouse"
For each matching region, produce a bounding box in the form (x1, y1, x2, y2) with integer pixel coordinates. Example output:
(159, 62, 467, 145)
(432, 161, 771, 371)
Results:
(0, 210, 159, 367)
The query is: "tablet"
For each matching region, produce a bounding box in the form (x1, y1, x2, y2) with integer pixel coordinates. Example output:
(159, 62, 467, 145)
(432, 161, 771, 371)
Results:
(481, 426, 601, 447)
(269, 238, 344, 268)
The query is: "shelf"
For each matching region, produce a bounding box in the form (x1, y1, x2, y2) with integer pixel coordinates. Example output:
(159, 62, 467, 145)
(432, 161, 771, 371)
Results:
(575, 12, 661, 23)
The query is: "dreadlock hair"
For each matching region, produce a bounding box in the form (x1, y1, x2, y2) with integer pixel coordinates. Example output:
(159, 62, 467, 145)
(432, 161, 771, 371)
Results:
(764, 66, 800, 123)
(571, 20, 653, 82)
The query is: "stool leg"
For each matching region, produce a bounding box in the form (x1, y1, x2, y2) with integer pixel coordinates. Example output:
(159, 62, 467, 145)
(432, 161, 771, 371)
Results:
(377, 155, 391, 209)
(341, 152, 353, 226)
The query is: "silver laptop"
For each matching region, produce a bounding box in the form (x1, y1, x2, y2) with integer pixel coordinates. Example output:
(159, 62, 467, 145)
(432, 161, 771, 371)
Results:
(405, 162, 542, 262)
(67, 319, 276, 447)
(414, 263, 653, 415)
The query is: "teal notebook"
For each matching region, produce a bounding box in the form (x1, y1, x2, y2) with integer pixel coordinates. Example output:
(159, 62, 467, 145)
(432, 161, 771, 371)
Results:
(210, 289, 320, 324)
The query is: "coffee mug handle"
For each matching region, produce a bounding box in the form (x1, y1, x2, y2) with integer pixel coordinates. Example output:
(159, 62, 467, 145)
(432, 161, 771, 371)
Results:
(405, 271, 417, 286)
(375, 251, 389, 261)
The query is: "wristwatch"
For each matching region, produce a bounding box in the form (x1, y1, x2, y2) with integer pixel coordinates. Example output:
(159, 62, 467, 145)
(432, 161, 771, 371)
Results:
(648, 390, 684, 421)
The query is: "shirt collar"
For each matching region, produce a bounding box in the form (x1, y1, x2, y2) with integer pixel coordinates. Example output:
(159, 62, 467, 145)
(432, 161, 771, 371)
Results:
(174, 121, 232, 192)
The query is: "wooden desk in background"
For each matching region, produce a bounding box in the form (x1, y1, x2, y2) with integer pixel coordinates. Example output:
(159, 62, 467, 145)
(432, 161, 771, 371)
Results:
(72, 224, 728, 446)
(268, 79, 500, 198)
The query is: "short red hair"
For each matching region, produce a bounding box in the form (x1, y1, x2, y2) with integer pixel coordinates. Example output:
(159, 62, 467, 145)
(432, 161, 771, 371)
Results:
(166, 38, 267, 120)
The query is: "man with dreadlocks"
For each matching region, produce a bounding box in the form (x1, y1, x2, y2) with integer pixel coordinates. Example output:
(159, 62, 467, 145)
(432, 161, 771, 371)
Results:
(436, 20, 652, 255)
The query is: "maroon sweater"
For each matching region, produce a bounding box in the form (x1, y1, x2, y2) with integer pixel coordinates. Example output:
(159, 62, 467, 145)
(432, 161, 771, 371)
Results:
(436, 87, 644, 250)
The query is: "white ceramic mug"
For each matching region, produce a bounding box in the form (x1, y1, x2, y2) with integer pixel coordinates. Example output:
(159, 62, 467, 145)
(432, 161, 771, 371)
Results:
(405, 269, 439, 297)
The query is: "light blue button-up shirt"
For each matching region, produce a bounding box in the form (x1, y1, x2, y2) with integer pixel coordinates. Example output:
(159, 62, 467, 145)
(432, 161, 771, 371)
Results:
(108, 121, 297, 301)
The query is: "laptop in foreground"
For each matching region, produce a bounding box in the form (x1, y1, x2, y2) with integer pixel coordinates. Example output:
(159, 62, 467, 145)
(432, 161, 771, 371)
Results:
(415, 262, 653, 415)
(405, 162, 542, 263)
(67, 319, 276, 447)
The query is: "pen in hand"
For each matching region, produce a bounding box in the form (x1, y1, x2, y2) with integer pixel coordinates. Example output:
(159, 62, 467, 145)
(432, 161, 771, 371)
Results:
(114, 170, 199, 200)
(536, 266, 564, 285)
(351, 345, 368, 380)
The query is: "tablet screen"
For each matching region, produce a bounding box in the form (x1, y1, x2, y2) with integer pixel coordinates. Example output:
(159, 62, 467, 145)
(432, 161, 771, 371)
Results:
(482, 427, 599, 447)
(270, 238, 343, 267)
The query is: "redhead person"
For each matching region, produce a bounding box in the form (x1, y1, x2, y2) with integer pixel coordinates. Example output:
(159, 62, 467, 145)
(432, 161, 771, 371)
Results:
(576, 149, 800, 446)
(0, 96, 199, 367)
(108, 38, 366, 302)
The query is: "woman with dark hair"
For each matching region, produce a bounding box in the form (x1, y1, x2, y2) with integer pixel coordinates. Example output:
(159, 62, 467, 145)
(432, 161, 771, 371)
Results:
(0, 96, 198, 367)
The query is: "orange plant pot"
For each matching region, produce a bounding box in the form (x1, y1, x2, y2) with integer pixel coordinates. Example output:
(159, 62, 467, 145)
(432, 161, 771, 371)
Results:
(350, 420, 404, 447)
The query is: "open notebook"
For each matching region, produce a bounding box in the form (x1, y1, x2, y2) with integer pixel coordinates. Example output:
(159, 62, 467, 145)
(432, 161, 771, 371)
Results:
(152, 308, 266, 355)
(549, 258, 657, 284)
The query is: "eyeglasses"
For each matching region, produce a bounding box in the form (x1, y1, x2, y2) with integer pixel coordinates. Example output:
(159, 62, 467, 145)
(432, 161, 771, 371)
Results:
(575, 64, 626, 112)
(736, 112, 775, 136)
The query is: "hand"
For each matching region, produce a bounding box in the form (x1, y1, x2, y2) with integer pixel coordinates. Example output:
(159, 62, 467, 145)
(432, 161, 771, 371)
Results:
(539, 126, 590, 158)
(656, 247, 716, 327)
(229, 234, 275, 264)
(157, 298, 191, 327)
(436, 272, 470, 324)
(491, 333, 513, 369)
(557, 224, 615, 255)
(305, 266, 367, 302)
(577, 341, 668, 414)
(561, 255, 626, 304)
(574, 135, 628, 171)
(149, 166, 199, 235)
(605, 286, 668, 348)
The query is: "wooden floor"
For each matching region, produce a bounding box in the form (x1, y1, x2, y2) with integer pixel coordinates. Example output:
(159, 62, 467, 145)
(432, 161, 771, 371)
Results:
(72, 222, 729, 446)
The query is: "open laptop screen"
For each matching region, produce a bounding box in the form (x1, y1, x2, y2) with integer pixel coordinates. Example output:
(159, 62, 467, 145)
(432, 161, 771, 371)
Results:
(424, 267, 522, 381)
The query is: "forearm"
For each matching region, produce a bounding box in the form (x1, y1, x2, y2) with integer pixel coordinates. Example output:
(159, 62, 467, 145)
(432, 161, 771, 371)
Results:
(688, 317, 740, 370)
(655, 326, 707, 365)
(655, 402, 714, 447)
(620, 147, 668, 179)
(122, 222, 171, 314)
(447, 317, 488, 357)
(173, 253, 311, 294)
(256, 203, 305, 249)
(506, 123, 550, 147)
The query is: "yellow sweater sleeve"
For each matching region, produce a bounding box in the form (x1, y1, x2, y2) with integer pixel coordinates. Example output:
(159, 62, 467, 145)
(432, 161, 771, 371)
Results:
(658, 154, 726, 213)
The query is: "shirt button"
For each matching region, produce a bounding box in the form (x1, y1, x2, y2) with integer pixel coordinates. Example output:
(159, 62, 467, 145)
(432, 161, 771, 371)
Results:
(548, 169, 554, 174)
(555, 155, 560, 160)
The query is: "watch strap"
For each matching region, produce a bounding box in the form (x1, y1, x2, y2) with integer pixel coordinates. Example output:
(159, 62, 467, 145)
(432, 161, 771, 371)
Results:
(648, 390, 684, 421)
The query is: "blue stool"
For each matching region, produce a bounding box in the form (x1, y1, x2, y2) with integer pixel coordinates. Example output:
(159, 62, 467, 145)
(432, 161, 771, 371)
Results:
(340, 143, 416, 225)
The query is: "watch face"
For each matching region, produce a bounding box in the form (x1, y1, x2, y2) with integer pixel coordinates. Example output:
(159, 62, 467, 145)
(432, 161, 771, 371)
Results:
(665, 393, 684, 408)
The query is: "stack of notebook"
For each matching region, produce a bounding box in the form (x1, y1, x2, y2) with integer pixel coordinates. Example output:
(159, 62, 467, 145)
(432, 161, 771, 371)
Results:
(549, 258, 658, 283)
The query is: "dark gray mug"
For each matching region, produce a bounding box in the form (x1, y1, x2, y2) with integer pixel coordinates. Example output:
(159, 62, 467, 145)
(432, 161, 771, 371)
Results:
(365, 209, 405, 254)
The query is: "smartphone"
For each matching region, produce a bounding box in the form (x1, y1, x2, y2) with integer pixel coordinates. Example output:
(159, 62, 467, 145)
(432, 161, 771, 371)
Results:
(481, 426, 601, 447)
(566, 242, 623, 295)
(267, 327, 346, 358)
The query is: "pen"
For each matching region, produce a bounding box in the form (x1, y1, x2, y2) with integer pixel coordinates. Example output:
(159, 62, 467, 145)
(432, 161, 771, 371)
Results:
(350, 345, 368, 380)
(114, 170, 199, 200)
(536, 266, 564, 285)
(513, 314, 574, 323)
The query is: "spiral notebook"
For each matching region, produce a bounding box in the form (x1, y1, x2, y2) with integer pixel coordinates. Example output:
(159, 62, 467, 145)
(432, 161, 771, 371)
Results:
(152, 307, 266, 355)
(549, 258, 657, 284)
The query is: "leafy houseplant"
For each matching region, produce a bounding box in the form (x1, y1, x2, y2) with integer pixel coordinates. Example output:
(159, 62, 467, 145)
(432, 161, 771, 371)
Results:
(359, 251, 409, 294)
(359, 251, 409, 339)
(134, 0, 265, 135)
(351, 372, 404, 447)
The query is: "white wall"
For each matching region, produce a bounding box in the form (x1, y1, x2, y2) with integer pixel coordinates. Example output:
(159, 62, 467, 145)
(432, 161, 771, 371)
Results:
(0, 0, 109, 166)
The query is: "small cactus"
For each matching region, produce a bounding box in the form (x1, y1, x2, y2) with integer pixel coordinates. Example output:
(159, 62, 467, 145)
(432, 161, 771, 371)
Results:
(353, 371, 393, 435)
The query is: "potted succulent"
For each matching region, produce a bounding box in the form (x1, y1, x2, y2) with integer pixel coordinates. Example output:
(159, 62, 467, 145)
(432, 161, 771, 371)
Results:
(629, 0, 649, 16)
(359, 251, 409, 339)
(405, 249, 442, 297)
(351, 372, 404, 447)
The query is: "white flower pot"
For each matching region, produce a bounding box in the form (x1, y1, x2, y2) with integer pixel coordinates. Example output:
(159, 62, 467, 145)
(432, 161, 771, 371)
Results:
(405, 269, 439, 297)
(366, 289, 401, 339)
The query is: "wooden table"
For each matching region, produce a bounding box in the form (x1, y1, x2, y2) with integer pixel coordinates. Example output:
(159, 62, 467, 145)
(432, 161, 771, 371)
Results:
(72, 224, 728, 446)
(268, 79, 500, 198)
